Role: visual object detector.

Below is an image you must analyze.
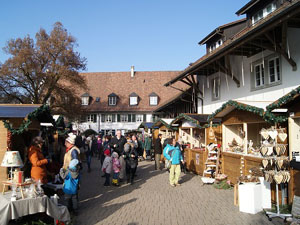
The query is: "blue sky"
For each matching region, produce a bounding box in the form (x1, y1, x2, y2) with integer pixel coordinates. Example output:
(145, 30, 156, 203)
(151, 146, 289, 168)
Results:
(0, 0, 249, 72)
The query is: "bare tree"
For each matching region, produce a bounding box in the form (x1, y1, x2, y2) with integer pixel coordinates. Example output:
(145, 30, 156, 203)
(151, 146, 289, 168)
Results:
(0, 22, 87, 119)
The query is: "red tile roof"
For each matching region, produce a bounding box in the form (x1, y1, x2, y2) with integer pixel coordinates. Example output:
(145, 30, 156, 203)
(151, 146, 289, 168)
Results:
(79, 71, 188, 113)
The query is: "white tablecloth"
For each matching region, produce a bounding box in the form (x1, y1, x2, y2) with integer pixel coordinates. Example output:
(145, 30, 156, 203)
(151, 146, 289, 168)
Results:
(0, 192, 70, 225)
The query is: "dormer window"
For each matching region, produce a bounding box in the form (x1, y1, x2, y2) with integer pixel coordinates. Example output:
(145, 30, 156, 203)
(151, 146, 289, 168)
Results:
(81, 93, 90, 105)
(252, 2, 276, 25)
(149, 92, 158, 106)
(108, 93, 118, 106)
(129, 92, 139, 106)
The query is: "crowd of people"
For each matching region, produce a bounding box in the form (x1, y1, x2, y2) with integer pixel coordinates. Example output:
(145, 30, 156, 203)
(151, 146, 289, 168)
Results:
(26, 130, 186, 215)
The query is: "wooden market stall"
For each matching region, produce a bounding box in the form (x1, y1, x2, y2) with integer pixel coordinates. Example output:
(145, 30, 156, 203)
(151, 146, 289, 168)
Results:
(267, 86, 300, 204)
(208, 100, 271, 184)
(0, 104, 54, 183)
(152, 118, 177, 145)
(171, 113, 221, 175)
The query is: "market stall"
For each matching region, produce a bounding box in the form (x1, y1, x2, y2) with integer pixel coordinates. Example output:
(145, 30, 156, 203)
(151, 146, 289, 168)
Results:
(266, 85, 300, 204)
(207, 100, 271, 184)
(152, 118, 177, 146)
(171, 113, 221, 175)
(0, 104, 55, 182)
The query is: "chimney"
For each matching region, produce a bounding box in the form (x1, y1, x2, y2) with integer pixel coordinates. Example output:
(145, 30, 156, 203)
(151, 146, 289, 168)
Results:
(131, 66, 135, 78)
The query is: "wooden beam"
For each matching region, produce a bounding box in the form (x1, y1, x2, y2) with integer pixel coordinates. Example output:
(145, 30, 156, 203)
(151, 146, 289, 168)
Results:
(223, 56, 241, 87)
(264, 32, 297, 71)
(190, 74, 203, 96)
(169, 85, 203, 101)
(180, 79, 192, 87)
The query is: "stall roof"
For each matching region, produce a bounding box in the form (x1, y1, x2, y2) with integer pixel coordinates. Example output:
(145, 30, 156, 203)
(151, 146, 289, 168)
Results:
(152, 118, 176, 130)
(0, 104, 41, 118)
(267, 85, 300, 111)
(172, 113, 221, 129)
(138, 122, 155, 129)
(207, 100, 265, 121)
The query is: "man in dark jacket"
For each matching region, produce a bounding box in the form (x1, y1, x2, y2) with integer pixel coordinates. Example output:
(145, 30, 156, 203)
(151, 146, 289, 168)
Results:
(110, 130, 126, 181)
(154, 134, 163, 170)
(110, 130, 126, 155)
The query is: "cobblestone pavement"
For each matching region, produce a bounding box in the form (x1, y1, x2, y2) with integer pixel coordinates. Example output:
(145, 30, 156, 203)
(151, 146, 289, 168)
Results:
(75, 158, 283, 225)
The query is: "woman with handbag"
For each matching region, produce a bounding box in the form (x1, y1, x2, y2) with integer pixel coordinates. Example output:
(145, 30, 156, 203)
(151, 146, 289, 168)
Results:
(163, 137, 184, 187)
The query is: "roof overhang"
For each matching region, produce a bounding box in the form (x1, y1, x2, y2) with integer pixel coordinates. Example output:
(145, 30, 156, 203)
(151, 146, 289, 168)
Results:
(236, 0, 260, 16)
(165, 1, 300, 87)
(0, 104, 42, 118)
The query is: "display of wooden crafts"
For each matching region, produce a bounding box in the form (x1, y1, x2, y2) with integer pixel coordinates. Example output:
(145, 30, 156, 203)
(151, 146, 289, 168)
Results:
(260, 127, 290, 185)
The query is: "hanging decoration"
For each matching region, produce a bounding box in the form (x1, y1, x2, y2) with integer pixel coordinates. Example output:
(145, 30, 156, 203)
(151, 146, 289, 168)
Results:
(287, 38, 291, 59)
(241, 57, 245, 86)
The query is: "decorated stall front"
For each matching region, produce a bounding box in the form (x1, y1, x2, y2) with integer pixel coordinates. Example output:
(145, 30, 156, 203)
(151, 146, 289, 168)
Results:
(171, 113, 221, 175)
(0, 105, 55, 184)
(208, 100, 272, 184)
(152, 118, 177, 146)
(267, 86, 300, 204)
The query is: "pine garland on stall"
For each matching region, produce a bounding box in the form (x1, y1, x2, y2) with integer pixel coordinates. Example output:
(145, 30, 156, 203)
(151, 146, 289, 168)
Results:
(172, 113, 220, 129)
(207, 100, 264, 122)
(2, 105, 55, 135)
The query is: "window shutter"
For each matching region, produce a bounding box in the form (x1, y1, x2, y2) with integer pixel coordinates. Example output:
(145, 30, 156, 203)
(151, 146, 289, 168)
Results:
(112, 114, 116, 122)
(143, 114, 146, 122)
(117, 114, 121, 122)
(128, 114, 132, 122)
(132, 114, 136, 122)
(101, 114, 105, 122)
(93, 114, 97, 123)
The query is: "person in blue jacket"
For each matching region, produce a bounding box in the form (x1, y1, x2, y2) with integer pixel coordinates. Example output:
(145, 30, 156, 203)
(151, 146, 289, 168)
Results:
(60, 159, 80, 215)
(163, 137, 184, 187)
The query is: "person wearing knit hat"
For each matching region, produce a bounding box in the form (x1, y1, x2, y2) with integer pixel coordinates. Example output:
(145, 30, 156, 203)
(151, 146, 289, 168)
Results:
(63, 133, 81, 170)
(102, 149, 112, 186)
(60, 158, 80, 215)
(111, 152, 121, 186)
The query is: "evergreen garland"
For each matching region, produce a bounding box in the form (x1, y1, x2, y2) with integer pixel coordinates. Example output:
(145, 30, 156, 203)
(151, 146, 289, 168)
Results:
(267, 85, 300, 111)
(153, 119, 177, 131)
(2, 105, 55, 135)
(207, 100, 264, 122)
(171, 113, 220, 129)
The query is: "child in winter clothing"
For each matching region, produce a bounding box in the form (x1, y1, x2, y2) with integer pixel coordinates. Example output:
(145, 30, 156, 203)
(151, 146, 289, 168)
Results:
(111, 152, 121, 186)
(60, 159, 80, 214)
(102, 149, 112, 186)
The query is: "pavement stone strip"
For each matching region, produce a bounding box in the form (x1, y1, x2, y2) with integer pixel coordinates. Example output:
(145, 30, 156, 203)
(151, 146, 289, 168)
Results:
(75, 160, 283, 225)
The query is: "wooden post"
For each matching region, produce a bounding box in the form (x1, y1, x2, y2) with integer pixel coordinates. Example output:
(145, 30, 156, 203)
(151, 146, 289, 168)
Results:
(243, 123, 248, 154)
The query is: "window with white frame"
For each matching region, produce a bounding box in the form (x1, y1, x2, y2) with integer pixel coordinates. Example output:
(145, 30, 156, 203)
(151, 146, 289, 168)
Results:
(108, 96, 116, 106)
(136, 114, 143, 122)
(212, 78, 221, 101)
(150, 96, 158, 105)
(105, 114, 112, 123)
(87, 114, 97, 123)
(255, 63, 265, 87)
(82, 97, 89, 105)
(120, 114, 128, 122)
(130, 96, 138, 105)
(252, 2, 276, 25)
(269, 57, 280, 83)
(251, 54, 281, 91)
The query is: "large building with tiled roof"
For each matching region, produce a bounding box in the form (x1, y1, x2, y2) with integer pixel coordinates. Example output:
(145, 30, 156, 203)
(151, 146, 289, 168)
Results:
(75, 67, 189, 135)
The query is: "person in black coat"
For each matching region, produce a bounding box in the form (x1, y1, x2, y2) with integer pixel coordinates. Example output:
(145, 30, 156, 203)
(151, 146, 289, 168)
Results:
(110, 130, 126, 156)
(154, 134, 163, 170)
(123, 139, 138, 184)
